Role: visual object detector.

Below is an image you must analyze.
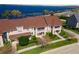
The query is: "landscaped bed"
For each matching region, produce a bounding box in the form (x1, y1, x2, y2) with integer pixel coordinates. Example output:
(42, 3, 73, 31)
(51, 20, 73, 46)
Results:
(17, 33, 60, 50)
(59, 30, 69, 38)
(46, 32, 60, 40)
(17, 36, 39, 50)
(20, 38, 77, 54)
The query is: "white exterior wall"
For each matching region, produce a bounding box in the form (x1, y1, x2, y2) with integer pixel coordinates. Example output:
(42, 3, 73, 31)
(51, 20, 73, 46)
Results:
(0, 36, 4, 47)
(35, 28, 45, 37)
(76, 23, 79, 28)
(9, 28, 33, 35)
(52, 26, 62, 34)
(8, 26, 61, 39)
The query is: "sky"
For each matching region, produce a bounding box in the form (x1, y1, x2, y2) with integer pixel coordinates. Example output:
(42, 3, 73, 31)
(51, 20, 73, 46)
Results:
(0, 0, 79, 6)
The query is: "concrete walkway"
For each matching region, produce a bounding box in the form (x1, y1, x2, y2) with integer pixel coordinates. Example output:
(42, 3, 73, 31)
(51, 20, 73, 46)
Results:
(64, 29, 79, 39)
(17, 39, 64, 53)
(55, 33, 66, 40)
(41, 43, 79, 54)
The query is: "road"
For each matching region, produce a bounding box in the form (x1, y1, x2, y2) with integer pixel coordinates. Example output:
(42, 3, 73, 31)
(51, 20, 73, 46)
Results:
(42, 43, 79, 54)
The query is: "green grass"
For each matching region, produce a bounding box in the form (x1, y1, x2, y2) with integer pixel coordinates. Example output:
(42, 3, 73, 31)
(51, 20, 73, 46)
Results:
(17, 43, 36, 50)
(17, 37, 39, 50)
(20, 38, 77, 54)
(60, 30, 69, 38)
(46, 32, 60, 40)
(50, 35, 60, 40)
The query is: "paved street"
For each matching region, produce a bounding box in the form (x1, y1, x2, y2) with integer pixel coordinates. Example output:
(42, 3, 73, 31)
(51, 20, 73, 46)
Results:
(42, 43, 79, 54)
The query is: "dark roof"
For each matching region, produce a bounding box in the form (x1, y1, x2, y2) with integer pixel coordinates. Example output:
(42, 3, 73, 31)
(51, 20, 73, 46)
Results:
(0, 16, 61, 34)
(73, 13, 79, 22)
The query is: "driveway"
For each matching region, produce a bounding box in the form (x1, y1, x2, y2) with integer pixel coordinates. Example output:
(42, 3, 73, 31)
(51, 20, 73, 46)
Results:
(42, 43, 79, 54)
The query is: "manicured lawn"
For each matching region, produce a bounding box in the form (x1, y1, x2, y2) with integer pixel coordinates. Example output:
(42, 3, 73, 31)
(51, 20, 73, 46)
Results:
(17, 38, 39, 50)
(20, 39, 77, 54)
(17, 43, 37, 50)
(60, 30, 69, 38)
(46, 32, 60, 40)
(50, 35, 60, 40)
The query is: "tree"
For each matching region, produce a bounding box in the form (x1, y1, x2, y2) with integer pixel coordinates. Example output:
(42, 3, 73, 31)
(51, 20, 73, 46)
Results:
(43, 9, 49, 15)
(18, 36, 29, 46)
(31, 36, 37, 43)
(1, 10, 22, 18)
(1, 10, 10, 18)
(10, 10, 21, 17)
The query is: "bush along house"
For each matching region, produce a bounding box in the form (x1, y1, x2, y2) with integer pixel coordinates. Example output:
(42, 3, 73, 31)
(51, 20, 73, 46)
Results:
(66, 13, 79, 28)
(0, 15, 62, 47)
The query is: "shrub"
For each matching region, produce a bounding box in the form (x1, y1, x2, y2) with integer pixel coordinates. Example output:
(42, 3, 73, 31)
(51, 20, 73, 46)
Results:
(46, 32, 53, 37)
(18, 36, 29, 46)
(31, 36, 38, 43)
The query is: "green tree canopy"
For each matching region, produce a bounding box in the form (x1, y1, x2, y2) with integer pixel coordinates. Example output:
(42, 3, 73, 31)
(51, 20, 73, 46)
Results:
(43, 9, 49, 15)
(10, 10, 22, 16)
(1, 10, 10, 18)
(18, 36, 29, 46)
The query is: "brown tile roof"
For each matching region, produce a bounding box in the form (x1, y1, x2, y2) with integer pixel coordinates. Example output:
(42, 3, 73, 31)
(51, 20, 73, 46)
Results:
(44, 16, 62, 26)
(0, 16, 61, 34)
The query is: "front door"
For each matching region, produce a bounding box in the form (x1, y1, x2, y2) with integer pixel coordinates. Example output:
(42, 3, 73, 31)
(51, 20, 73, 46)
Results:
(2, 32, 8, 43)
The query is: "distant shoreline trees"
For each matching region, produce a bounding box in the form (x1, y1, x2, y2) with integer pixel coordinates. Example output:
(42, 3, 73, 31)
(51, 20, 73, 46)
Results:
(1, 10, 22, 19)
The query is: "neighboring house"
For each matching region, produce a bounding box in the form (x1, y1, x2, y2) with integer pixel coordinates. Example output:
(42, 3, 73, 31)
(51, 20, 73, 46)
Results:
(66, 13, 79, 28)
(0, 16, 62, 47)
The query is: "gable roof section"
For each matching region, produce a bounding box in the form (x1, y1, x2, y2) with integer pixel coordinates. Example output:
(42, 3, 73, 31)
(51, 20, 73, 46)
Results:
(44, 16, 61, 26)
(73, 13, 79, 22)
(0, 16, 61, 34)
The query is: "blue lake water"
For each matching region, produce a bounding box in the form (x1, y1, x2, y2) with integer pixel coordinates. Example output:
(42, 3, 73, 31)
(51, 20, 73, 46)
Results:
(0, 4, 77, 19)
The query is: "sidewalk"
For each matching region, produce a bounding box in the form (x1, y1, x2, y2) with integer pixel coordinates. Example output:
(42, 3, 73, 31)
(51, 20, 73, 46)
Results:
(55, 33, 66, 40)
(64, 29, 79, 39)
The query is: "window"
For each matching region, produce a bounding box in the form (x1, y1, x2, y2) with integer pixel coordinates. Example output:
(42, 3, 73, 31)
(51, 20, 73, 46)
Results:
(55, 30, 60, 33)
(16, 26, 23, 32)
(37, 27, 44, 30)
(37, 32, 44, 35)
(55, 26, 60, 28)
